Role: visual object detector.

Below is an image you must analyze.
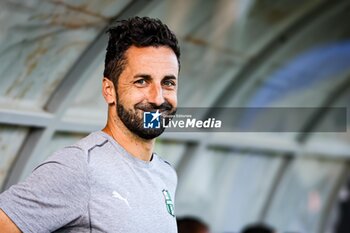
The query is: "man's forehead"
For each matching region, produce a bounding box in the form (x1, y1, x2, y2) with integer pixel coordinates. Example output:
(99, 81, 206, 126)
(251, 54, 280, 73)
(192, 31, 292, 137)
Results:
(124, 45, 179, 75)
(125, 46, 177, 62)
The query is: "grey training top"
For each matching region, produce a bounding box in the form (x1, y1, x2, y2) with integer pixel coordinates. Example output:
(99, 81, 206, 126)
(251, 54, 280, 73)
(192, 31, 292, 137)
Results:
(0, 131, 177, 233)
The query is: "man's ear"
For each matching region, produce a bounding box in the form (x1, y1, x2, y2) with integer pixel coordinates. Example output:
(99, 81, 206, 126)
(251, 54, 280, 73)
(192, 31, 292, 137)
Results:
(102, 78, 116, 105)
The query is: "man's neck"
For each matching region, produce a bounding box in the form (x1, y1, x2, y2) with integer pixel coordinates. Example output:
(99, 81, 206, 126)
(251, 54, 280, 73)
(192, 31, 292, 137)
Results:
(102, 117, 155, 162)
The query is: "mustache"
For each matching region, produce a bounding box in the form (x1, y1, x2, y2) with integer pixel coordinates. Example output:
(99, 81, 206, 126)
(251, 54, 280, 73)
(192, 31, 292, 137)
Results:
(135, 101, 173, 112)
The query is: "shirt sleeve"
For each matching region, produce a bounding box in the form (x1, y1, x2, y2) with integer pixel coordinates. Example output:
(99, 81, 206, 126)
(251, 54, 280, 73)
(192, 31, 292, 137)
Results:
(0, 146, 90, 233)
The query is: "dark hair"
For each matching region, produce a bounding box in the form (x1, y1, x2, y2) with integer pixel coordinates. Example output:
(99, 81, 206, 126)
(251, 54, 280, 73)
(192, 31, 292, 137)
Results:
(104, 16, 180, 86)
(177, 216, 209, 233)
(241, 223, 275, 233)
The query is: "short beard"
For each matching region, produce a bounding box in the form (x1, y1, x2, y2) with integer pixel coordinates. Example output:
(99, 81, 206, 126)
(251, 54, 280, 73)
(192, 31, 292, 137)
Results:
(116, 98, 176, 140)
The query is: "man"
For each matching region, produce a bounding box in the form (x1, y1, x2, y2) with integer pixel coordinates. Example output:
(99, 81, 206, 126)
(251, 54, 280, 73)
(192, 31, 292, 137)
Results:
(0, 16, 180, 232)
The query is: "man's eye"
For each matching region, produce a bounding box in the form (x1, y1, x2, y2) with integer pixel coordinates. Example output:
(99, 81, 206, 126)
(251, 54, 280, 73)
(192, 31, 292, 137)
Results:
(163, 80, 176, 87)
(135, 79, 146, 85)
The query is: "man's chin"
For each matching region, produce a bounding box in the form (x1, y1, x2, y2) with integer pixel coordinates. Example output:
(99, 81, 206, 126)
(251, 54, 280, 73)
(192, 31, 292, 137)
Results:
(134, 127, 165, 140)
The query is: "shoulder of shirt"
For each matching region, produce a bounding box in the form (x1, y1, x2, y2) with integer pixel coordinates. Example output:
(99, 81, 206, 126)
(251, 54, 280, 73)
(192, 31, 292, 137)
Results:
(37, 132, 108, 168)
(45, 131, 108, 164)
(66, 131, 109, 154)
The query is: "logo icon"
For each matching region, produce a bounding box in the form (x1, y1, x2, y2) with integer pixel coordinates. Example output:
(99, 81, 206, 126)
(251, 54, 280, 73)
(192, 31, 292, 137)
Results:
(162, 189, 175, 217)
(143, 110, 161, 128)
(112, 191, 130, 208)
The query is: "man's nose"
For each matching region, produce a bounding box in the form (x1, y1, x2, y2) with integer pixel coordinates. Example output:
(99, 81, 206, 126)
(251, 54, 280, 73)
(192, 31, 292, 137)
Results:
(148, 84, 165, 106)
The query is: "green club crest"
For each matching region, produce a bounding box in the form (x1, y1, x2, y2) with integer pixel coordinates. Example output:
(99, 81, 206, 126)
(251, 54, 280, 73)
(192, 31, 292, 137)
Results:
(162, 189, 175, 217)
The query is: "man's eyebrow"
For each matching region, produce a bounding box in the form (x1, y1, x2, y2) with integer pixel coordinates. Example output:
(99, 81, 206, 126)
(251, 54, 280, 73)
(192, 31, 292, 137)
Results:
(163, 75, 177, 80)
(133, 74, 151, 80)
(133, 74, 177, 80)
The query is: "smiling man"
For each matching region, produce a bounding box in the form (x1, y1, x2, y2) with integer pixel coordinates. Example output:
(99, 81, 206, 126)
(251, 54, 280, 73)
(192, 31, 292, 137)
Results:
(0, 17, 180, 233)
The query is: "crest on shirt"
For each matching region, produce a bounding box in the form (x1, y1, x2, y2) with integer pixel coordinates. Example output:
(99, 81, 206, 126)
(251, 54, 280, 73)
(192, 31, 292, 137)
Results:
(162, 189, 175, 217)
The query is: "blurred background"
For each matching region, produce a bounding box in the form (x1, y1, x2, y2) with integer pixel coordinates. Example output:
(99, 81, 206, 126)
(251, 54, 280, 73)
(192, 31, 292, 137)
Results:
(0, 0, 349, 232)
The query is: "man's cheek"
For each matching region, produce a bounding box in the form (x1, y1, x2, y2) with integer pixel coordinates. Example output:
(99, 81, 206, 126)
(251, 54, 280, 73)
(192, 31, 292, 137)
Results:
(169, 94, 177, 106)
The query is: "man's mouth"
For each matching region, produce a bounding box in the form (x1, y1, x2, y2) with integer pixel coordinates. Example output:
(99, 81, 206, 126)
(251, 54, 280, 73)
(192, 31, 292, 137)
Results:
(135, 102, 173, 113)
(137, 107, 170, 115)
(135, 106, 172, 114)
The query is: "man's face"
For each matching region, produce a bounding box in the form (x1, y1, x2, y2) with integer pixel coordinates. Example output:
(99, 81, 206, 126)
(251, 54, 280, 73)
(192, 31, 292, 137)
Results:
(115, 45, 179, 140)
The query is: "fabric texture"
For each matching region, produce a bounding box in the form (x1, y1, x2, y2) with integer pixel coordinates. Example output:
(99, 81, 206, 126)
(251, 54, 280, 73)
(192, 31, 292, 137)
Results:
(0, 131, 177, 233)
